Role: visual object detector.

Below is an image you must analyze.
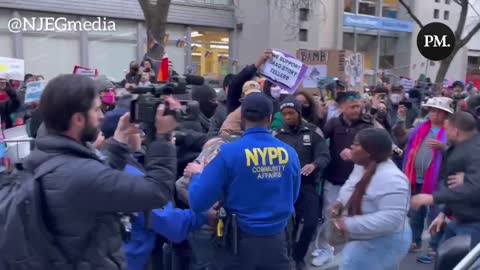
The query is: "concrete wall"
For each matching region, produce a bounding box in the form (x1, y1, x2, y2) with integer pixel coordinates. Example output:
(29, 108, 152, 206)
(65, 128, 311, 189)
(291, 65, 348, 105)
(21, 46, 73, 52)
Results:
(408, 0, 467, 82)
(235, 0, 339, 69)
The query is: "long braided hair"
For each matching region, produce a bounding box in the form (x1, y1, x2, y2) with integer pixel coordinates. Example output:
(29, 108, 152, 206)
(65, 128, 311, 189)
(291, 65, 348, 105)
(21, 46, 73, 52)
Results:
(347, 128, 393, 216)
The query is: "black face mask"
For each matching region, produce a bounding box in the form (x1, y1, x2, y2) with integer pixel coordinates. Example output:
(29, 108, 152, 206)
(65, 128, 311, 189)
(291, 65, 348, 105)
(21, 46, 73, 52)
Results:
(453, 92, 467, 100)
(130, 66, 139, 73)
(376, 111, 388, 119)
(200, 101, 218, 119)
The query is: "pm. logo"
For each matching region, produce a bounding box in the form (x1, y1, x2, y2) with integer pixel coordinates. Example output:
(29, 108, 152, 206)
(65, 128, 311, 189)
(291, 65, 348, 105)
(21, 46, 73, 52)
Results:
(417, 22, 456, 61)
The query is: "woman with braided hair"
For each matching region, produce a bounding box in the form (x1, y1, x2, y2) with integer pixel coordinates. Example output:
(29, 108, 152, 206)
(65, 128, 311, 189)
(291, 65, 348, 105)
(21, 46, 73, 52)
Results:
(329, 128, 411, 270)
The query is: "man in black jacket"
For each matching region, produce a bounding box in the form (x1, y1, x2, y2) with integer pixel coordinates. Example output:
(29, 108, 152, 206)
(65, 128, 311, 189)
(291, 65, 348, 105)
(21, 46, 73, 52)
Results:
(273, 97, 330, 270)
(411, 111, 480, 247)
(208, 74, 234, 137)
(312, 91, 374, 267)
(23, 74, 179, 270)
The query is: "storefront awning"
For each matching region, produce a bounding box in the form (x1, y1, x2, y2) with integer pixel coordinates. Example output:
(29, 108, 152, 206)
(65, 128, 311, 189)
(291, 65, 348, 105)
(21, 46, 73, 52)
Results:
(343, 13, 414, 33)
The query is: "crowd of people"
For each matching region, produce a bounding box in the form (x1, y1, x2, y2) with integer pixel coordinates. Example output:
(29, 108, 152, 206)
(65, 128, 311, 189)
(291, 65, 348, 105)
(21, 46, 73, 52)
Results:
(0, 48, 480, 270)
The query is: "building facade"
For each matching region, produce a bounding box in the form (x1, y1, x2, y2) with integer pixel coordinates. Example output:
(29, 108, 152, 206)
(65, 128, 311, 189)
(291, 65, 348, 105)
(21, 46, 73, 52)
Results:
(0, 0, 235, 81)
(466, 1, 480, 87)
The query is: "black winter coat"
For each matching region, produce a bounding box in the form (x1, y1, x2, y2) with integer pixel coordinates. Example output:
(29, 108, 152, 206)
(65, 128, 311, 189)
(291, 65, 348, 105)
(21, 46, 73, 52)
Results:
(323, 114, 374, 186)
(23, 135, 176, 270)
(274, 121, 330, 185)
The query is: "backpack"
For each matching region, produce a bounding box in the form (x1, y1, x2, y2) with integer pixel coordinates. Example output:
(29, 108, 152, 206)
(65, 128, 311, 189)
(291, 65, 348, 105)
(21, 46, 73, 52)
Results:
(0, 156, 71, 270)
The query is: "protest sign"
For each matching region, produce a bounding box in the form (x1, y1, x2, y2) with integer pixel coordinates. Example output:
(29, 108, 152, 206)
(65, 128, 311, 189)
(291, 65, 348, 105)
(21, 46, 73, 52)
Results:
(73, 65, 98, 78)
(24, 80, 48, 104)
(303, 65, 327, 88)
(260, 49, 307, 93)
(399, 77, 414, 91)
(0, 57, 25, 81)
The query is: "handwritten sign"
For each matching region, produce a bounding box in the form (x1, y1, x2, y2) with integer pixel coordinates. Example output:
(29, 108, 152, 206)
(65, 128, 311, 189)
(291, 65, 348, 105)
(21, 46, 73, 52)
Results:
(399, 78, 414, 91)
(0, 57, 24, 81)
(24, 80, 48, 104)
(260, 49, 307, 93)
(73, 65, 98, 78)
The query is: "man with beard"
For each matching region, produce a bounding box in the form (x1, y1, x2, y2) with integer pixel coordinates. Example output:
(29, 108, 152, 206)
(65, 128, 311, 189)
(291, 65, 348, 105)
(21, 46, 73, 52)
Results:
(22, 74, 179, 270)
(273, 97, 330, 270)
(312, 91, 374, 267)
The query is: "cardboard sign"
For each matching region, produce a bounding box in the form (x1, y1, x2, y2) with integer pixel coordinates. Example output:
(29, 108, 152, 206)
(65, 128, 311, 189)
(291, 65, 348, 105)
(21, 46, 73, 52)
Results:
(303, 65, 327, 88)
(0, 57, 25, 81)
(24, 80, 48, 104)
(73, 65, 98, 78)
(399, 78, 415, 91)
(260, 49, 307, 93)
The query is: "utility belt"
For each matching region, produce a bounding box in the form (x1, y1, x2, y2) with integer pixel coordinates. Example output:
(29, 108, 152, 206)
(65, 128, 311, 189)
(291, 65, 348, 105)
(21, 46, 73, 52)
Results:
(212, 207, 239, 255)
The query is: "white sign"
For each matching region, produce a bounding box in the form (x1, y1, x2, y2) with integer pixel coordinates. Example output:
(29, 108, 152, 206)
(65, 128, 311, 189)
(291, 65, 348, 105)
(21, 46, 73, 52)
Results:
(260, 49, 307, 93)
(0, 57, 25, 81)
(24, 80, 48, 104)
(399, 78, 414, 91)
(303, 65, 327, 88)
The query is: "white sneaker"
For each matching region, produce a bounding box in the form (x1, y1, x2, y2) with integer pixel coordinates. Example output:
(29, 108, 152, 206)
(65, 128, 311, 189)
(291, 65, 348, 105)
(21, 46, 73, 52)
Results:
(311, 249, 321, 257)
(311, 246, 334, 267)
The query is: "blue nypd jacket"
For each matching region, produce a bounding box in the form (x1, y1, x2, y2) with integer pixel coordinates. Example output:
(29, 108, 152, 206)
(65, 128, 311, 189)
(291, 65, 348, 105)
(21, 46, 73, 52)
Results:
(122, 164, 207, 270)
(188, 127, 301, 236)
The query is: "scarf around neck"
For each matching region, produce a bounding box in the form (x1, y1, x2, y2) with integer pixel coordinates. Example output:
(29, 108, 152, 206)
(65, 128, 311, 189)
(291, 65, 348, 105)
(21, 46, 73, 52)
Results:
(403, 120, 446, 194)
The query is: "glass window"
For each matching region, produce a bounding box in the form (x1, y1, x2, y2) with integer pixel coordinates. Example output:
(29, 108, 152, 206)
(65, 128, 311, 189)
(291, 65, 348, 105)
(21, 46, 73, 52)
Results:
(379, 36, 397, 70)
(357, 35, 377, 71)
(382, 0, 398, 18)
(344, 0, 355, 12)
(299, 8, 310, 21)
(468, 56, 480, 73)
(343, 33, 355, 51)
(0, 33, 13, 58)
(191, 29, 230, 79)
(359, 0, 376, 16)
(444, 10, 450, 20)
(299, 29, 308, 42)
(434, 9, 440, 19)
(85, 17, 136, 39)
(24, 34, 80, 80)
(89, 39, 137, 82)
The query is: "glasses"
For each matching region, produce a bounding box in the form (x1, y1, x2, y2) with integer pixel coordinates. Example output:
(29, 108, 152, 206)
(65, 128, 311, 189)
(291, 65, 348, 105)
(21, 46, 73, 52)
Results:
(346, 94, 361, 101)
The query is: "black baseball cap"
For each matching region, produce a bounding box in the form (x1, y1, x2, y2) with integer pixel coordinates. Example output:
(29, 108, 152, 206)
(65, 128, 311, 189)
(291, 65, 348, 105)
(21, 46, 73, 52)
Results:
(241, 92, 273, 121)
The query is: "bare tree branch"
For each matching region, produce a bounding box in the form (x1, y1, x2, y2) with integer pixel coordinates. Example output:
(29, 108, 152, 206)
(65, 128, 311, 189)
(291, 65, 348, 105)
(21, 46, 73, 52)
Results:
(398, 0, 424, 28)
(459, 22, 480, 47)
(138, 0, 152, 24)
(454, 0, 470, 40)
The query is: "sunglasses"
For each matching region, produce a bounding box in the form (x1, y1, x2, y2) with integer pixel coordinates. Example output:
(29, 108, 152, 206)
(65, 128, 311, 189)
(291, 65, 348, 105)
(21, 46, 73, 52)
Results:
(346, 94, 361, 101)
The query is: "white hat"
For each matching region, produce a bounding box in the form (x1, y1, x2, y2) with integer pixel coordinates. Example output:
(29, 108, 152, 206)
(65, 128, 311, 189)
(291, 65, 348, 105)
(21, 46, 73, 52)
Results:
(421, 97, 454, 114)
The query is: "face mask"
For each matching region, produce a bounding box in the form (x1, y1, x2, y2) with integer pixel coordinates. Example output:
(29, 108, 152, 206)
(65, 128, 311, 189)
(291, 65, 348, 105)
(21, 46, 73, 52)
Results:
(101, 91, 116, 106)
(390, 94, 402, 105)
(130, 66, 139, 73)
(376, 111, 388, 119)
(271, 86, 281, 99)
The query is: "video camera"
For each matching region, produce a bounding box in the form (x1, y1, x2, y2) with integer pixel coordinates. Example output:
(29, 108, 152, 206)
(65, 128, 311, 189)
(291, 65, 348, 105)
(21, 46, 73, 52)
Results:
(129, 75, 204, 124)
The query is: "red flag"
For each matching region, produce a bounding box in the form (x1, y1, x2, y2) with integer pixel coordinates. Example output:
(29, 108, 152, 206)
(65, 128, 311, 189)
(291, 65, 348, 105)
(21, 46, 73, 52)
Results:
(156, 56, 169, 82)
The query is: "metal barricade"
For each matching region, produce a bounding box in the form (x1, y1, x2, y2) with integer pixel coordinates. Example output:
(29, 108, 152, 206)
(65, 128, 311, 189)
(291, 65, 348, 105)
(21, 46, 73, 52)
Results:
(454, 243, 480, 270)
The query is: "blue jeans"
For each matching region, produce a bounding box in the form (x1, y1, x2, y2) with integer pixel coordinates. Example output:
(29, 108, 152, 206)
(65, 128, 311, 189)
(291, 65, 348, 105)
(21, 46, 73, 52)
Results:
(409, 183, 443, 250)
(441, 220, 480, 248)
(188, 229, 216, 270)
(340, 223, 412, 270)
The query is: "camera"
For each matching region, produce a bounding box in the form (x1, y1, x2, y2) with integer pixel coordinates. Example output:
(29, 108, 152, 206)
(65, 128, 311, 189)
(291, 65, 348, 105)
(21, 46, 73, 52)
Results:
(129, 75, 204, 124)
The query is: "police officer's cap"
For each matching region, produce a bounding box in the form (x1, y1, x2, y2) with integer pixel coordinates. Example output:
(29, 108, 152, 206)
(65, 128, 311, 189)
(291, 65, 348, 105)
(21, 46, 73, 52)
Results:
(241, 92, 273, 121)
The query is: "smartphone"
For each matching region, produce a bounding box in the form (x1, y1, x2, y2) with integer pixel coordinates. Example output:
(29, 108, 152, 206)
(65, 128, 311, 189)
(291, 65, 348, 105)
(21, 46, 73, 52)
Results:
(399, 101, 412, 109)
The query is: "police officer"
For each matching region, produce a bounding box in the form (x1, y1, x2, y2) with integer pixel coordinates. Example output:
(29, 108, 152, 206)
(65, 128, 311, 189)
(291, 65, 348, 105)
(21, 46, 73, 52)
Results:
(273, 97, 330, 270)
(188, 92, 301, 270)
